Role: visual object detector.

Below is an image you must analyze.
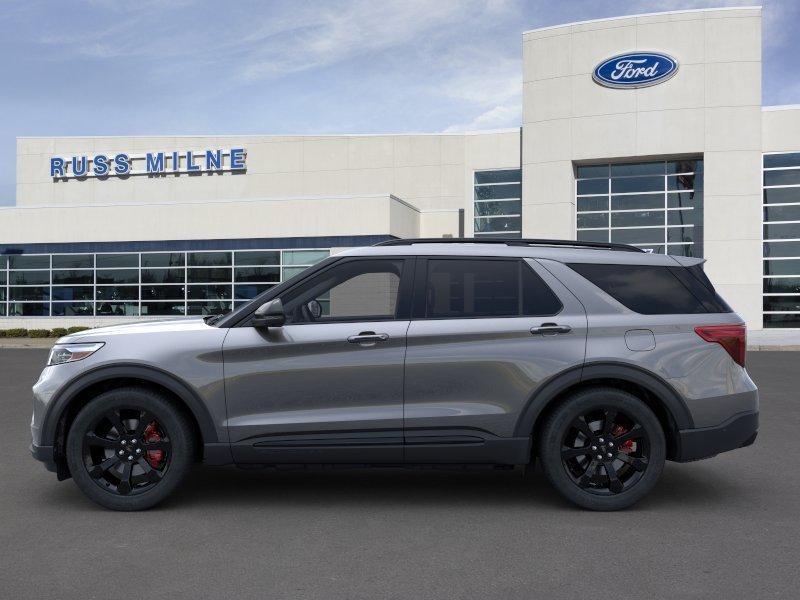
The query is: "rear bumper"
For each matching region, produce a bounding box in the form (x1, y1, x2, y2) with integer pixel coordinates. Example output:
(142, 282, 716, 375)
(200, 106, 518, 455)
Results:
(30, 442, 58, 473)
(674, 411, 758, 462)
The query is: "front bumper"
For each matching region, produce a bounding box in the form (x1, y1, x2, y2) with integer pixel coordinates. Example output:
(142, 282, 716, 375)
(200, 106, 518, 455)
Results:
(30, 442, 58, 473)
(674, 411, 758, 462)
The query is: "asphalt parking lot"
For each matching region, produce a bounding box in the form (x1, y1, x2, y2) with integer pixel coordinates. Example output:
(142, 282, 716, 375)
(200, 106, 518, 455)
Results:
(1, 349, 798, 599)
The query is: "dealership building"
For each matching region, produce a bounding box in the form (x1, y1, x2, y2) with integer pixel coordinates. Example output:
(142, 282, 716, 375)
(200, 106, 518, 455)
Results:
(3, 6, 800, 334)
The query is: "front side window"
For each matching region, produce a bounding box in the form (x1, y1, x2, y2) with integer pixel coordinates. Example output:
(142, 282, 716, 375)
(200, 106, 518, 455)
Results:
(282, 259, 405, 324)
(423, 259, 561, 319)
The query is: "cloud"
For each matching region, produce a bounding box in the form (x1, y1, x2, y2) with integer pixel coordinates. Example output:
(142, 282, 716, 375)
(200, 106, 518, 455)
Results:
(443, 103, 521, 132)
(235, 0, 494, 81)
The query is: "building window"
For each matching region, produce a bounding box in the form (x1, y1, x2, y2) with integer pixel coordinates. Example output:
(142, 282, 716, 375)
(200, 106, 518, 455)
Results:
(0, 248, 329, 318)
(763, 152, 800, 328)
(474, 169, 522, 238)
(575, 159, 704, 256)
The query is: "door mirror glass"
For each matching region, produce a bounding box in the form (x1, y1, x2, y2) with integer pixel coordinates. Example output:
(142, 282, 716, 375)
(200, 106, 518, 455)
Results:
(251, 298, 285, 329)
(306, 299, 323, 320)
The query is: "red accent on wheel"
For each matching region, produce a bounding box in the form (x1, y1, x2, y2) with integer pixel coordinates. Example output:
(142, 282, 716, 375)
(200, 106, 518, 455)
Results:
(143, 422, 165, 467)
(611, 424, 635, 454)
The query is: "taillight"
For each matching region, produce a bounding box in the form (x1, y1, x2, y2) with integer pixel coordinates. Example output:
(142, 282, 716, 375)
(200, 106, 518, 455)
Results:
(694, 323, 746, 368)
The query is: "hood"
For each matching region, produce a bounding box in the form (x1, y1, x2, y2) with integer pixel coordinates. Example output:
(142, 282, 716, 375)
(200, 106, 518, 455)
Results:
(56, 317, 211, 343)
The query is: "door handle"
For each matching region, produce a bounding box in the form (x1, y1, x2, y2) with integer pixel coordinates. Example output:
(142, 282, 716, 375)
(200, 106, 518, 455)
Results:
(347, 331, 390, 345)
(530, 323, 572, 336)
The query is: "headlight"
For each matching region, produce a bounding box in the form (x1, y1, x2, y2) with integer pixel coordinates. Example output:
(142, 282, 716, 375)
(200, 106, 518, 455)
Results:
(47, 343, 105, 366)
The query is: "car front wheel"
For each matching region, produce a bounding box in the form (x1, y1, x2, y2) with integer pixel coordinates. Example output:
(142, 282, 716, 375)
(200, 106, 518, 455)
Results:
(66, 387, 194, 511)
(538, 387, 666, 511)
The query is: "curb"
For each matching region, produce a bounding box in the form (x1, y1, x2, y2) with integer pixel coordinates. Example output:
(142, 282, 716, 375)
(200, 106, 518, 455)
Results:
(748, 345, 800, 352)
(0, 339, 58, 349)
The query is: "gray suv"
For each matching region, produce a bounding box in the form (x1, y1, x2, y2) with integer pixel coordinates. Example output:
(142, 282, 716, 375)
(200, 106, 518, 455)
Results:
(30, 239, 759, 511)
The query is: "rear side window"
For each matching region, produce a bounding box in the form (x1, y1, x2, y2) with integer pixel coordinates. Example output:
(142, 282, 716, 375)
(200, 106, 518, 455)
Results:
(424, 259, 562, 318)
(567, 263, 731, 315)
(673, 265, 732, 313)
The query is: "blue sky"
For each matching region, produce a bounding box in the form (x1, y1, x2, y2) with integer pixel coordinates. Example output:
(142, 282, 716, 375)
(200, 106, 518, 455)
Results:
(2, 0, 798, 206)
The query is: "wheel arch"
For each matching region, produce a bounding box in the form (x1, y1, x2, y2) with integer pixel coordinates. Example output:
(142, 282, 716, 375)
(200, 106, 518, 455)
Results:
(515, 362, 693, 461)
(43, 364, 218, 479)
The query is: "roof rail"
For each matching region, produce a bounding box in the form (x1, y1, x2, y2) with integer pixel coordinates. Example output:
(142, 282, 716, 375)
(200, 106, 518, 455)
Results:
(374, 238, 644, 252)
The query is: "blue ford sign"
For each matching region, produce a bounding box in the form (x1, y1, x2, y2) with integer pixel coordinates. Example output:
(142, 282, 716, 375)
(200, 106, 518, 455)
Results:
(593, 52, 678, 89)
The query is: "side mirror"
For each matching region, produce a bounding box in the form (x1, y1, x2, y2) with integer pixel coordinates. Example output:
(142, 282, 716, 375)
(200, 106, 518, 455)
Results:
(306, 299, 323, 319)
(252, 298, 285, 329)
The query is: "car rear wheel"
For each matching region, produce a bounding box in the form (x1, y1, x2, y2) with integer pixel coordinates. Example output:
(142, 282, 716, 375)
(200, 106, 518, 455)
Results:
(66, 387, 194, 511)
(539, 387, 666, 511)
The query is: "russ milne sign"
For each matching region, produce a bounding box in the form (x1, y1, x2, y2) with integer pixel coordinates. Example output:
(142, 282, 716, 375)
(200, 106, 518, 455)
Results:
(592, 52, 678, 89)
(50, 148, 246, 179)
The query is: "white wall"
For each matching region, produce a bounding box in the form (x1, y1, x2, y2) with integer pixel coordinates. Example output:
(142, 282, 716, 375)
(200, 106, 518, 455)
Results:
(521, 7, 764, 328)
(0, 194, 419, 244)
(17, 131, 520, 236)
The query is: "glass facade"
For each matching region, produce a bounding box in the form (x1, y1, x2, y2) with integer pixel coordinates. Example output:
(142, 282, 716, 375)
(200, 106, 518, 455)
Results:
(0, 248, 329, 318)
(763, 152, 800, 328)
(575, 159, 704, 256)
(474, 169, 522, 238)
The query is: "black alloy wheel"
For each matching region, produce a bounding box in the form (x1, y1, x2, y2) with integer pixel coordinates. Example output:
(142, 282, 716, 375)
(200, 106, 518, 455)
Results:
(66, 387, 194, 511)
(560, 406, 650, 495)
(83, 408, 172, 496)
(539, 387, 666, 511)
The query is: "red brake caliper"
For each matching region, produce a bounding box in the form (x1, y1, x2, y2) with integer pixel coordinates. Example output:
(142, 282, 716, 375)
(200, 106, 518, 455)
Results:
(143, 422, 165, 468)
(611, 424, 635, 454)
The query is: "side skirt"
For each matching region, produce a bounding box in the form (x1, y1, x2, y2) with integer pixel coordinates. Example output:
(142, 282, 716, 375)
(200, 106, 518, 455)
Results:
(229, 430, 532, 466)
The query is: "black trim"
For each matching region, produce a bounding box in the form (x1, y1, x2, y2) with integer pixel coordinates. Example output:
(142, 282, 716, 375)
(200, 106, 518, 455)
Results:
(674, 411, 758, 462)
(40, 364, 221, 450)
(232, 430, 403, 463)
(203, 443, 235, 466)
(375, 237, 643, 252)
(404, 435, 530, 464)
(231, 429, 529, 465)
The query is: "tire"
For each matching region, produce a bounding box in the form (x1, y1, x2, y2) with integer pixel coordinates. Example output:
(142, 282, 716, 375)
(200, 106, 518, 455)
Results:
(66, 387, 194, 511)
(538, 387, 666, 511)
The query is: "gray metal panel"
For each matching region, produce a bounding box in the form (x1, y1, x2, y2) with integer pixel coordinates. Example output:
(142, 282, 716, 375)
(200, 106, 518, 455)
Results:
(222, 320, 409, 460)
(403, 259, 587, 439)
(534, 258, 757, 428)
(33, 318, 230, 445)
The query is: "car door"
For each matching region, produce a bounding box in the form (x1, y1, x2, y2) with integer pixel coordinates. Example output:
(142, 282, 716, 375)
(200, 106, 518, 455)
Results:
(223, 256, 413, 464)
(403, 256, 587, 464)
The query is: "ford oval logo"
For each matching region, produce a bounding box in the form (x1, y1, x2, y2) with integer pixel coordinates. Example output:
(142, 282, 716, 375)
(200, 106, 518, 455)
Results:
(593, 52, 678, 89)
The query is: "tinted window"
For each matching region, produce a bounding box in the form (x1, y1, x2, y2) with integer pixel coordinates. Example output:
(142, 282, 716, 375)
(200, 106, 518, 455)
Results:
(282, 259, 405, 323)
(568, 263, 730, 315)
(424, 259, 560, 319)
(52, 254, 93, 269)
(522, 262, 563, 316)
(674, 265, 732, 312)
(96, 254, 137, 268)
(141, 253, 185, 267)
